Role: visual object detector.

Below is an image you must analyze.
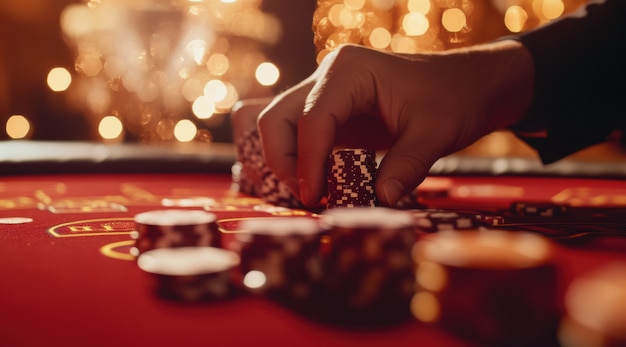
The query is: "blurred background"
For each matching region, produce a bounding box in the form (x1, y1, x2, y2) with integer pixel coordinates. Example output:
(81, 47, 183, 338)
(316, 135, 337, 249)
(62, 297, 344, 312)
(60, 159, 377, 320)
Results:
(0, 0, 592, 148)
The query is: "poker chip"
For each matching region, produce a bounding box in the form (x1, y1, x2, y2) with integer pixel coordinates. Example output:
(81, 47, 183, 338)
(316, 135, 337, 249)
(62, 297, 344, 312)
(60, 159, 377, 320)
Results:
(326, 149, 378, 209)
(137, 246, 240, 301)
(235, 130, 302, 208)
(230, 161, 256, 195)
(132, 209, 221, 255)
(511, 201, 569, 217)
(0, 217, 33, 224)
(236, 217, 323, 307)
(559, 262, 626, 347)
(413, 229, 559, 346)
(318, 207, 416, 325)
(409, 209, 477, 232)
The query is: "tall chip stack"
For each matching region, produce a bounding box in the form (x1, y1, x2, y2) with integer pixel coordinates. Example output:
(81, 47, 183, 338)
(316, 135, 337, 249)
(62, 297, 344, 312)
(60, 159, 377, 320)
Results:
(327, 149, 378, 209)
(318, 207, 416, 326)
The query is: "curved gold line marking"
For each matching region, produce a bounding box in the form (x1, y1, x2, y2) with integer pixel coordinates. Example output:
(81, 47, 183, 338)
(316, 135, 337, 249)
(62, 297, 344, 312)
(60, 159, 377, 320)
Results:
(48, 217, 135, 237)
(100, 240, 136, 261)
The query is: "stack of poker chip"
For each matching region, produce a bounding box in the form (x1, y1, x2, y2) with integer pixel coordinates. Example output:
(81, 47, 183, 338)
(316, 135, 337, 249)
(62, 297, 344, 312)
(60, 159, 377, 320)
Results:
(132, 210, 222, 256)
(236, 217, 324, 309)
(318, 207, 416, 325)
(327, 149, 378, 209)
(412, 229, 559, 346)
(137, 247, 240, 302)
(410, 209, 478, 233)
(510, 201, 569, 217)
(235, 129, 302, 208)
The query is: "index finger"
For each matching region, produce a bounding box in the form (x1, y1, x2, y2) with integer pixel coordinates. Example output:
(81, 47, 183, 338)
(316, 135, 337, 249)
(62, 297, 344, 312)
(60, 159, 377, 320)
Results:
(296, 45, 381, 205)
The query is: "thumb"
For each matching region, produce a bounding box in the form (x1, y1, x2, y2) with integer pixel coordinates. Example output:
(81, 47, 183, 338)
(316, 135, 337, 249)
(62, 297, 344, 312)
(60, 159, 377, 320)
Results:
(375, 130, 441, 207)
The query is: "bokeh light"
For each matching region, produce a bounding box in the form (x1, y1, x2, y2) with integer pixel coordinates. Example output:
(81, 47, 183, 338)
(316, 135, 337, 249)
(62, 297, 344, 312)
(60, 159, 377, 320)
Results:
(441, 8, 466, 33)
(6, 115, 31, 139)
(47, 67, 72, 92)
(243, 270, 267, 289)
(192, 95, 217, 119)
(255, 62, 280, 86)
(313, 0, 585, 58)
(60, 0, 281, 143)
(504, 6, 528, 33)
(98, 115, 123, 140)
(174, 119, 198, 142)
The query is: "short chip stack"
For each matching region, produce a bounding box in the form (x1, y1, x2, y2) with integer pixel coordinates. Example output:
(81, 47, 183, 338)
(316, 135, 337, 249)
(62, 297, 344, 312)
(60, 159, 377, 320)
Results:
(137, 247, 240, 302)
(235, 130, 302, 208)
(327, 149, 378, 209)
(132, 210, 221, 256)
(319, 207, 416, 325)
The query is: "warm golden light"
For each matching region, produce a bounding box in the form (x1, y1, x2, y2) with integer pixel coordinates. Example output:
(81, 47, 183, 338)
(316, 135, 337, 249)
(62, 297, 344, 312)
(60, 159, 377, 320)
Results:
(214, 82, 239, 111)
(6, 115, 31, 139)
(206, 53, 230, 76)
(541, 0, 565, 19)
(47, 67, 72, 92)
(411, 291, 440, 322)
(192, 95, 216, 119)
(504, 6, 528, 33)
(369, 27, 392, 49)
(203, 79, 228, 102)
(417, 261, 448, 292)
(61, 0, 280, 143)
(403, 12, 429, 36)
(98, 115, 123, 140)
(255, 62, 280, 86)
(174, 119, 197, 142)
(442, 8, 466, 33)
(243, 270, 267, 289)
(186, 39, 208, 65)
(344, 0, 366, 11)
(407, 0, 431, 14)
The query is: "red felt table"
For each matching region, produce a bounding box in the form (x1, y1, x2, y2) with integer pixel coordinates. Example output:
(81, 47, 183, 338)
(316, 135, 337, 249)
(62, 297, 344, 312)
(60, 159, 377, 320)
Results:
(1, 141, 625, 347)
(1, 172, 625, 347)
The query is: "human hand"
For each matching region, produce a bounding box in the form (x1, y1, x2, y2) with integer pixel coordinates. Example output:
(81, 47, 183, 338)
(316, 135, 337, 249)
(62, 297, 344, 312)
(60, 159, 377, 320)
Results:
(258, 40, 534, 207)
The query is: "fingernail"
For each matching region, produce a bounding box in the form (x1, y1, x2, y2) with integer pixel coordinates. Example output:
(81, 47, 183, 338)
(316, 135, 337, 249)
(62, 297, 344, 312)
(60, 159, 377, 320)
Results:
(299, 178, 311, 205)
(383, 179, 404, 207)
(285, 177, 300, 199)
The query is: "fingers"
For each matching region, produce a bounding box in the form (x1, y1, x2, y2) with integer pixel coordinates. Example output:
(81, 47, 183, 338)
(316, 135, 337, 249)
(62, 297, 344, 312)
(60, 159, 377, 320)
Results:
(231, 98, 273, 140)
(257, 80, 315, 198)
(375, 122, 444, 207)
(296, 46, 381, 205)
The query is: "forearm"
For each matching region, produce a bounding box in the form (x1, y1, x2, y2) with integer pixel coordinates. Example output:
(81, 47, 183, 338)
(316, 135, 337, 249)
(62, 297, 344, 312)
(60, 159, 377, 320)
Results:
(513, 0, 626, 163)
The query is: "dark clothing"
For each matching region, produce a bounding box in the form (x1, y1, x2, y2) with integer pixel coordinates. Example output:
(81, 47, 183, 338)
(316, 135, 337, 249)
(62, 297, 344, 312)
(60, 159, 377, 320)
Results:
(514, 0, 626, 163)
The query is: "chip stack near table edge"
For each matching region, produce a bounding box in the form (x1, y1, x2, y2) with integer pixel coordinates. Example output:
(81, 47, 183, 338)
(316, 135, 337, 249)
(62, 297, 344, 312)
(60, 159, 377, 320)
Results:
(137, 247, 240, 302)
(327, 149, 378, 209)
(132, 209, 222, 256)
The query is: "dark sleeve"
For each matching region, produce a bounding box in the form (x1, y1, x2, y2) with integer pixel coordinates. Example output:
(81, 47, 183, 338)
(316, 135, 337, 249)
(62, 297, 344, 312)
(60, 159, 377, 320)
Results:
(512, 0, 626, 163)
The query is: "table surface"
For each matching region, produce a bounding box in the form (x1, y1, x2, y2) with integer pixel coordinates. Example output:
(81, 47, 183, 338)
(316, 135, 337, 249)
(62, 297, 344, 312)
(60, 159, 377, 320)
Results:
(1, 168, 625, 347)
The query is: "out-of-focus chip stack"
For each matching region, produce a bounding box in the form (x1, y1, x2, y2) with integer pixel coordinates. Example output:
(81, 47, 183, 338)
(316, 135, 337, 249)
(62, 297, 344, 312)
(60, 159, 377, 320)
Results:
(235, 217, 324, 309)
(132, 209, 222, 256)
(319, 207, 416, 325)
(412, 229, 560, 346)
(137, 247, 240, 302)
(230, 103, 303, 208)
(559, 262, 626, 347)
